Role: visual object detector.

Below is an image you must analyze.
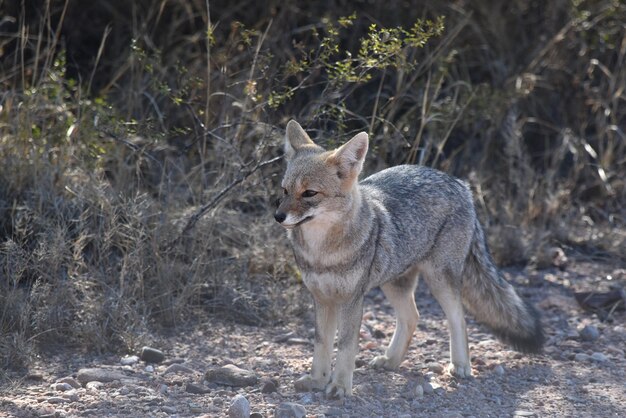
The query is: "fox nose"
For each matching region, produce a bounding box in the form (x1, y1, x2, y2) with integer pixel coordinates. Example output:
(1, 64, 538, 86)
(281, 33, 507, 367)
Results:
(274, 211, 287, 223)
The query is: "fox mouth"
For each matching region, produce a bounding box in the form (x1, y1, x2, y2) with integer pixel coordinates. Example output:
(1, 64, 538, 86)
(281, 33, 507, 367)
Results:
(283, 216, 314, 229)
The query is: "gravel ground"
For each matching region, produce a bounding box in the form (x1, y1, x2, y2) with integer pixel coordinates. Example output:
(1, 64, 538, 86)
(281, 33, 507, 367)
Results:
(1, 260, 625, 417)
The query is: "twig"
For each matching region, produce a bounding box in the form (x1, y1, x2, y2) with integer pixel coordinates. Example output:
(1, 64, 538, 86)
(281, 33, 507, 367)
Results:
(172, 155, 282, 247)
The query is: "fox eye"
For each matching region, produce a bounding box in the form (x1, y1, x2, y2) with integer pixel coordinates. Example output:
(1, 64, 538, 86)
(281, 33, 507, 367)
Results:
(302, 190, 318, 198)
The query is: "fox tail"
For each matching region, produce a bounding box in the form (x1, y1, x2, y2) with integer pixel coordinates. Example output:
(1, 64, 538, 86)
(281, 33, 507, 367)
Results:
(461, 218, 544, 353)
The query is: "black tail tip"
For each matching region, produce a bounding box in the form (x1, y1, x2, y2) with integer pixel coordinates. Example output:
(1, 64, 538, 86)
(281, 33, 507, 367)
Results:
(493, 302, 545, 354)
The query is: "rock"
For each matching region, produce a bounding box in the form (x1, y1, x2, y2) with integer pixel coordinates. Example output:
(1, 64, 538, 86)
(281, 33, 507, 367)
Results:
(514, 411, 535, 417)
(372, 329, 386, 339)
(77, 368, 126, 385)
(121, 355, 140, 365)
(189, 402, 203, 413)
(56, 377, 81, 389)
(186, 382, 211, 394)
(275, 402, 306, 418)
(62, 390, 80, 402)
(427, 363, 444, 374)
(590, 352, 608, 362)
(140, 346, 165, 363)
(606, 345, 625, 357)
(145, 365, 154, 373)
(205, 364, 258, 387)
(414, 384, 424, 399)
(323, 407, 344, 416)
(163, 363, 195, 375)
(46, 396, 69, 404)
(162, 405, 177, 414)
(494, 365, 505, 376)
(579, 325, 600, 341)
(422, 382, 434, 394)
(260, 378, 278, 394)
(51, 382, 73, 392)
(119, 386, 131, 395)
(250, 413, 264, 418)
(286, 338, 311, 346)
(574, 353, 590, 362)
(85, 381, 104, 391)
(163, 357, 186, 365)
(228, 394, 251, 418)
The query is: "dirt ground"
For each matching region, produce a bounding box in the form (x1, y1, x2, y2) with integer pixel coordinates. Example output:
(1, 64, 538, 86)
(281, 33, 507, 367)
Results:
(1, 259, 625, 418)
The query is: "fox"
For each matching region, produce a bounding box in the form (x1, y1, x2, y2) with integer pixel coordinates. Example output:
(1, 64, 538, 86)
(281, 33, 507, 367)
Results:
(274, 120, 544, 399)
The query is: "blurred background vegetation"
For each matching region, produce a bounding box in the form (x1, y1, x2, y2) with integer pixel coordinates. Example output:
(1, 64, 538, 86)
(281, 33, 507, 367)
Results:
(0, 0, 624, 374)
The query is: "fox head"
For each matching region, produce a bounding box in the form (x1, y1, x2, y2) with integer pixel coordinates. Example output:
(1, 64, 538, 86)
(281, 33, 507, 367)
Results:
(274, 120, 368, 229)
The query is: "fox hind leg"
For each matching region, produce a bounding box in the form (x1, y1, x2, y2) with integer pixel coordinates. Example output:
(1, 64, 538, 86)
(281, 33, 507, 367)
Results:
(426, 271, 472, 378)
(370, 272, 419, 370)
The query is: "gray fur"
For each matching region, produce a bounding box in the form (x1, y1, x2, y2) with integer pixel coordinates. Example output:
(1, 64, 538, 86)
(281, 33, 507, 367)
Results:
(276, 121, 544, 398)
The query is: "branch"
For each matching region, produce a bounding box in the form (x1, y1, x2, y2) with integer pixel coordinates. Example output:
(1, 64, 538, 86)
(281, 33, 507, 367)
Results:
(170, 155, 282, 248)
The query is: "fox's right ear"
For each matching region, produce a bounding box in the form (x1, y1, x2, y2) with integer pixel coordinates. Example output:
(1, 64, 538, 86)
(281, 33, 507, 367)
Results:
(285, 120, 314, 160)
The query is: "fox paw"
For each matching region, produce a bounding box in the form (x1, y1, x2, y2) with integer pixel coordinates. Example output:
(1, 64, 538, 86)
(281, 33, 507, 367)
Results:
(369, 355, 400, 370)
(294, 374, 328, 392)
(325, 381, 351, 399)
(448, 362, 472, 378)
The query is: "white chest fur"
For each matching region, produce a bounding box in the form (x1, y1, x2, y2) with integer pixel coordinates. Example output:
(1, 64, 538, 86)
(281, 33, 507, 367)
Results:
(302, 270, 362, 303)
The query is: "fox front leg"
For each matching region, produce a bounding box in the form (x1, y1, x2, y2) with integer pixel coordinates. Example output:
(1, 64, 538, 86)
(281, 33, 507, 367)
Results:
(325, 299, 363, 399)
(294, 301, 337, 392)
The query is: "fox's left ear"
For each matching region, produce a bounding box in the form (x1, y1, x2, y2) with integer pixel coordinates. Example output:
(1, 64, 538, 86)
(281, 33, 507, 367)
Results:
(330, 132, 369, 178)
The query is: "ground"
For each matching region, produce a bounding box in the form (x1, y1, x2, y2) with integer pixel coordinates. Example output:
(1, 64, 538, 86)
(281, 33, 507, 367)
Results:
(1, 259, 625, 418)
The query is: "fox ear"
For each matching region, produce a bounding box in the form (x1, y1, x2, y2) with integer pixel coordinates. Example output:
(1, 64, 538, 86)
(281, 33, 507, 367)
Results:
(331, 132, 369, 178)
(285, 120, 314, 160)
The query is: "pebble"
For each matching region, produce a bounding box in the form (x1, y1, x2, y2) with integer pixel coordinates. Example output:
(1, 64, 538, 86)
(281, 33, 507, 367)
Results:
(140, 346, 166, 363)
(275, 402, 306, 418)
(574, 353, 589, 362)
(205, 364, 258, 387)
(228, 394, 251, 418)
(298, 393, 315, 404)
(46, 396, 69, 404)
(145, 365, 154, 373)
(163, 357, 186, 365)
(414, 384, 424, 399)
(164, 363, 195, 375)
(494, 365, 505, 376)
(590, 352, 608, 362)
(422, 382, 434, 394)
(121, 355, 140, 365)
(189, 402, 203, 413)
(427, 363, 444, 374)
(162, 405, 177, 414)
(119, 386, 131, 395)
(51, 382, 73, 392)
(77, 368, 126, 385)
(250, 413, 264, 418)
(186, 382, 211, 394)
(514, 411, 535, 417)
(56, 377, 81, 388)
(323, 407, 344, 416)
(286, 338, 311, 345)
(63, 390, 80, 402)
(260, 378, 278, 394)
(579, 325, 600, 341)
(85, 381, 104, 391)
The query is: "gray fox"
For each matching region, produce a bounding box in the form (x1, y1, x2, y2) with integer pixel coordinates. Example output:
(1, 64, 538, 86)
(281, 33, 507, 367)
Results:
(274, 120, 544, 398)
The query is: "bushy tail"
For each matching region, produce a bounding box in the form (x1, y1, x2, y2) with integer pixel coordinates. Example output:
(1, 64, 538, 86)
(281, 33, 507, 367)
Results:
(461, 218, 544, 353)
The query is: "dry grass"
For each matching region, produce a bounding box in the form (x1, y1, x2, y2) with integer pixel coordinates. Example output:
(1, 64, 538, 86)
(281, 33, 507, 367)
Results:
(0, 0, 624, 373)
